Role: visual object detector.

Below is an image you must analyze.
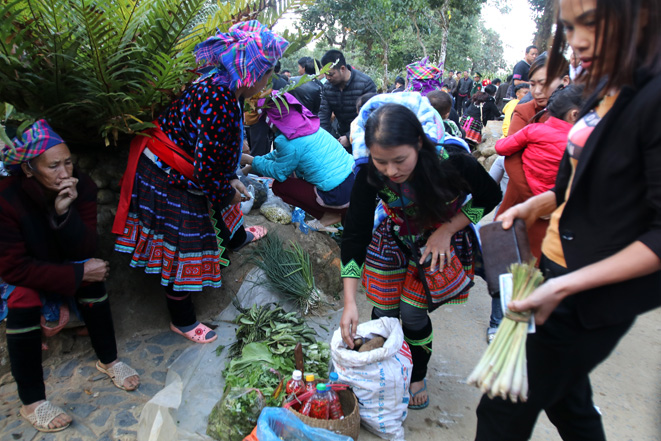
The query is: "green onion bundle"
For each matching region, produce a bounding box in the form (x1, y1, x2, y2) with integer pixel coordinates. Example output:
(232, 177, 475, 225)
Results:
(467, 262, 544, 403)
(251, 234, 322, 314)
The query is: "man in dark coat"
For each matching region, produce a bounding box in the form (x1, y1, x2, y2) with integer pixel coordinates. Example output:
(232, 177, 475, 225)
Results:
(455, 70, 473, 116)
(319, 50, 377, 152)
(289, 57, 323, 115)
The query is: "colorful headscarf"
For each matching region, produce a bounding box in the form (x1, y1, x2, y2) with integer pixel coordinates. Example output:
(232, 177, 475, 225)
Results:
(257, 92, 319, 140)
(351, 92, 445, 171)
(194, 20, 289, 91)
(405, 57, 444, 96)
(1, 119, 65, 169)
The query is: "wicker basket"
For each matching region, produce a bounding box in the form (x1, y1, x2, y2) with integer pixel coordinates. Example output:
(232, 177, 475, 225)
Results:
(289, 388, 361, 441)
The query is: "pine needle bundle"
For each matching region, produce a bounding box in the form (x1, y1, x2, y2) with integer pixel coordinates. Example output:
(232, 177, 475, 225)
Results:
(467, 261, 544, 403)
(251, 234, 321, 314)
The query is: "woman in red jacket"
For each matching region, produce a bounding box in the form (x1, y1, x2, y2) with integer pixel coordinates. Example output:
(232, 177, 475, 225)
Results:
(0, 120, 139, 433)
(495, 85, 583, 195)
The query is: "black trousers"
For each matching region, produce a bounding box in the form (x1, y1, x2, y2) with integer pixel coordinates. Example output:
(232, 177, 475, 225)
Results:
(6, 282, 117, 405)
(456, 95, 468, 116)
(475, 256, 635, 440)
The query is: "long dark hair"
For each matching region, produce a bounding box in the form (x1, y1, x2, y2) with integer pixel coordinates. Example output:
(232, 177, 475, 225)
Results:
(547, 0, 661, 96)
(364, 104, 469, 227)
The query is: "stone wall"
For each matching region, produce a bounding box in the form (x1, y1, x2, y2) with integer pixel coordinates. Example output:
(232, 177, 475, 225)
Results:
(473, 120, 503, 173)
(72, 147, 128, 237)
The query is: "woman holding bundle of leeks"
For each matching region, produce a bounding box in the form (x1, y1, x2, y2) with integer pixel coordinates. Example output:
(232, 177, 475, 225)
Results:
(475, 0, 661, 439)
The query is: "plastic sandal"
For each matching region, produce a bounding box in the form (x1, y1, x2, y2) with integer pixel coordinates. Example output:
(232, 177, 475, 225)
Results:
(20, 401, 70, 433)
(408, 379, 429, 410)
(306, 219, 339, 233)
(95, 361, 140, 391)
(233, 225, 268, 251)
(170, 322, 218, 344)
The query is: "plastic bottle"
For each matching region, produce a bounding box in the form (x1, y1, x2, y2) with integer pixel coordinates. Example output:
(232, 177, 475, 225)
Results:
(327, 372, 345, 420)
(301, 383, 330, 420)
(304, 373, 316, 393)
(298, 374, 317, 416)
(286, 370, 305, 396)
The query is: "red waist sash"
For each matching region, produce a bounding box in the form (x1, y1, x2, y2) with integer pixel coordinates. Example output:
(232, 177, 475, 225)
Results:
(112, 123, 196, 234)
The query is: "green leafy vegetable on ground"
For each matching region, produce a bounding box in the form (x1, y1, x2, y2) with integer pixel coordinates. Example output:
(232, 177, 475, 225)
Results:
(250, 234, 322, 313)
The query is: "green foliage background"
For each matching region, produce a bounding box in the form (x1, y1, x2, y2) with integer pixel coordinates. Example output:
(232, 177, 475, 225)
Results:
(0, 0, 313, 147)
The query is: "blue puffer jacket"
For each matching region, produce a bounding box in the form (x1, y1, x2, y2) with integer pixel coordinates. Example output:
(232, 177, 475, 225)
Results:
(252, 128, 353, 191)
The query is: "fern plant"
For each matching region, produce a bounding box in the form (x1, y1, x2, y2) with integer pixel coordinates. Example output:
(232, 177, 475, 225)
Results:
(0, 0, 313, 148)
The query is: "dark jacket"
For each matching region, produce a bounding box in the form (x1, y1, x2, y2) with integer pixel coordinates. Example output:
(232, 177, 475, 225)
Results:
(552, 70, 661, 328)
(445, 77, 458, 95)
(289, 78, 323, 115)
(0, 170, 98, 296)
(465, 97, 500, 126)
(457, 77, 473, 96)
(495, 82, 509, 110)
(319, 67, 377, 138)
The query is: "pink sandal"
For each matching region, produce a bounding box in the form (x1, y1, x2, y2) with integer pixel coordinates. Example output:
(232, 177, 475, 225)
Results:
(233, 225, 268, 251)
(170, 322, 218, 343)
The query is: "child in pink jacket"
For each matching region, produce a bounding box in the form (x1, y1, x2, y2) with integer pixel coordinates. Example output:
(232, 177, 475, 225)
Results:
(495, 85, 584, 195)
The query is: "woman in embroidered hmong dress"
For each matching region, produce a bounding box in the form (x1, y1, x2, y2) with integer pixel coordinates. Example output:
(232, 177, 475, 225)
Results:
(339, 103, 501, 409)
(113, 21, 288, 343)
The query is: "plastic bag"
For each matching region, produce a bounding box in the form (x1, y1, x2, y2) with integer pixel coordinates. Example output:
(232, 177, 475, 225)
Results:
(252, 407, 352, 441)
(260, 188, 292, 224)
(291, 207, 310, 234)
(207, 387, 265, 441)
(330, 317, 412, 441)
(240, 175, 268, 210)
(240, 184, 256, 213)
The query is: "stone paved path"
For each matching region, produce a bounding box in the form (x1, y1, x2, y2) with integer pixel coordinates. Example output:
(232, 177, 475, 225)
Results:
(0, 329, 189, 441)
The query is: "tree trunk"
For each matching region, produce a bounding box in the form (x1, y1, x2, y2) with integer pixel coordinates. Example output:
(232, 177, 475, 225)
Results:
(383, 44, 389, 91)
(533, 0, 556, 52)
(411, 15, 428, 58)
(436, 2, 450, 66)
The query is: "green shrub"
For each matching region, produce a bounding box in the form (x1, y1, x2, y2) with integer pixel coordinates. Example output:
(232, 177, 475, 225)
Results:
(0, 0, 313, 148)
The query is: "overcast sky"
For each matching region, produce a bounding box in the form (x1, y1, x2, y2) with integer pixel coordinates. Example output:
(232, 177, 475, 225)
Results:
(482, 0, 537, 66)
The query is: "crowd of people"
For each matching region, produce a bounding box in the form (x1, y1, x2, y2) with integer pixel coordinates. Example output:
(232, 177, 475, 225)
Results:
(0, 0, 659, 438)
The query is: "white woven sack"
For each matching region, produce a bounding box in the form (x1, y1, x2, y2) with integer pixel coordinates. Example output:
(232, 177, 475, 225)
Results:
(330, 317, 412, 441)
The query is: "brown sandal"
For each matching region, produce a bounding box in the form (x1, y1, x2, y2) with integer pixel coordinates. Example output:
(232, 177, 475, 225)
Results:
(95, 361, 140, 391)
(20, 401, 70, 433)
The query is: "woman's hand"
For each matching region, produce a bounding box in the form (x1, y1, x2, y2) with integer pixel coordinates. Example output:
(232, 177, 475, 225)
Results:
(420, 225, 454, 270)
(54, 177, 78, 216)
(340, 300, 359, 348)
(230, 179, 251, 205)
(496, 202, 535, 230)
(241, 164, 253, 176)
(508, 277, 567, 325)
(496, 191, 558, 230)
(83, 258, 110, 282)
(240, 154, 254, 166)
